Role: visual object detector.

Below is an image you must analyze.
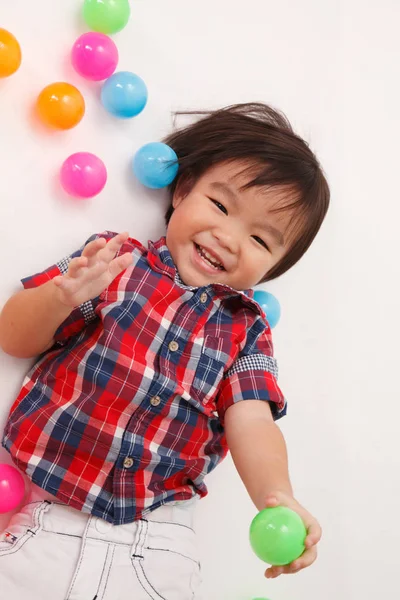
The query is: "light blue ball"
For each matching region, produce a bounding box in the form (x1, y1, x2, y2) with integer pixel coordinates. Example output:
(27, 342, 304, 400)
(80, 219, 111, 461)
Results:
(253, 290, 281, 328)
(133, 142, 179, 189)
(101, 71, 148, 118)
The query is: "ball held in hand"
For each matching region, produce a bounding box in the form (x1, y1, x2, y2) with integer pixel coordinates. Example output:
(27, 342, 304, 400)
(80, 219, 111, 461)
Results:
(249, 506, 307, 566)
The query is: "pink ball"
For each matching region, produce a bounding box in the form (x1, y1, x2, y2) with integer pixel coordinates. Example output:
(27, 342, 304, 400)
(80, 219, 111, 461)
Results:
(0, 464, 25, 513)
(71, 32, 118, 81)
(60, 152, 107, 198)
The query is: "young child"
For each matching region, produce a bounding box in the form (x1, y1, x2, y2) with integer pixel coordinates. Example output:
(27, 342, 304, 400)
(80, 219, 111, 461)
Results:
(0, 103, 329, 599)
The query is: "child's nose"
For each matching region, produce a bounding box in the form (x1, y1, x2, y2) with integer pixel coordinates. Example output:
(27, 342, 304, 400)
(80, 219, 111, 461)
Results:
(213, 229, 238, 254)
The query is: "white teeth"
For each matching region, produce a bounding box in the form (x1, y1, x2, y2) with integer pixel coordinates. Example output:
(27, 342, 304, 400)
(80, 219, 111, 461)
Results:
(203, 249, 220, 265)
(196, 245, 223, 270)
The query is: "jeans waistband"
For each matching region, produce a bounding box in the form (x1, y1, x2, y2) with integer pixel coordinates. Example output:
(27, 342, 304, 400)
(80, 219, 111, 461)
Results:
(33, 497, 198, 545)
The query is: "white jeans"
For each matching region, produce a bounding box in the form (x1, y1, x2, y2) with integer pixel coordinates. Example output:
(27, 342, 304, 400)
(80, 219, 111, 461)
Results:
(0, 498, 202, 599)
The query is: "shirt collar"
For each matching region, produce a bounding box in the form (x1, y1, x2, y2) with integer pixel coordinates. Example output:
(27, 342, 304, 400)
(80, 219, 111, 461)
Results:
(147, 237, 264, 317)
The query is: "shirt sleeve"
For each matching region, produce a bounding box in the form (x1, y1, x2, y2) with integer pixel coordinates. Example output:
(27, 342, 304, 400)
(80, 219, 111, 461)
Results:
(21, 232, 118, 344)
(216, 316, 287, 423)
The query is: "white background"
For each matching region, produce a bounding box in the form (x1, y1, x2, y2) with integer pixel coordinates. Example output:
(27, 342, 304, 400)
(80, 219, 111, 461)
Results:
(1, 1, 399, 599)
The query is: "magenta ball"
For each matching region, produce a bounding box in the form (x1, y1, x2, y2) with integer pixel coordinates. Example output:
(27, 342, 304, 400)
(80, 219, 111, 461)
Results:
(71, 32, 118, 81)
(0, 464, 25, 513)
(60, 152, 107, 198)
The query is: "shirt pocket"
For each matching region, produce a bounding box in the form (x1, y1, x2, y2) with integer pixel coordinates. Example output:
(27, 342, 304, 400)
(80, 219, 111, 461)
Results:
(190, 335, 236, 407)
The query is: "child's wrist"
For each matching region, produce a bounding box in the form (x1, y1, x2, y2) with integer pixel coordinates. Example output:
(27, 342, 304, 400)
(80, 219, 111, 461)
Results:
(48, 280, 76, 313)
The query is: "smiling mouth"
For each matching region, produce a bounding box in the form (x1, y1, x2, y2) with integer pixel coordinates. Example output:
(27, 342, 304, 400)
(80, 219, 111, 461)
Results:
(195, 243, 225, 271)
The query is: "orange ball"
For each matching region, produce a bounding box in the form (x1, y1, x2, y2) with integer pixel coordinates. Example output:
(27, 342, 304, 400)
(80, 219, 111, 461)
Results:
(36, 82, 85, 130)
(0, 28, 22, 77)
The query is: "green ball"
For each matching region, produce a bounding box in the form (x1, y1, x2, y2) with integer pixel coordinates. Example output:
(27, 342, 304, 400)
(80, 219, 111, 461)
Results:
(83, 0, 131, 34)
(249, 506, 306, 566)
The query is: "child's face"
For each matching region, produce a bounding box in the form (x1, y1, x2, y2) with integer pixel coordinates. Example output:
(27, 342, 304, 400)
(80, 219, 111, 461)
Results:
(166, 161, 293, 291)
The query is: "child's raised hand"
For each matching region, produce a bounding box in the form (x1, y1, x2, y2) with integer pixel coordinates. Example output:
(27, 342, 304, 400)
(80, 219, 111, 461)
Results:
(263, 491, 322, 579)
(53, 232, 133, 308)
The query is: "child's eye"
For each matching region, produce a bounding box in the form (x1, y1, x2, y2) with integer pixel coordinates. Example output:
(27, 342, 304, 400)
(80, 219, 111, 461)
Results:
(210, 199, 228, 215)
(252, 236, 270, 251)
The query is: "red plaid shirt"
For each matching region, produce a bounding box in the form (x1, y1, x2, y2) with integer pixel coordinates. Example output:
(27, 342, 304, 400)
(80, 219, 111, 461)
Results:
(3, 233, 286, 524)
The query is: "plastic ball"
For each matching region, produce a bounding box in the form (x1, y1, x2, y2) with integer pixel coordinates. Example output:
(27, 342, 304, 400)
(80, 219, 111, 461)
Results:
(253, 290, 281, 329)
(71, 32, 118, 81)
(249, 506, 307, 566)
(37, 82, 85, 130)
(0, 28, 22, 78)
(60, 152, 107, 198)
(83, 0, 131, 34)
(101, 71, 148, 118)
(133, 143, 179, 189)
(0, 464, 25, 513)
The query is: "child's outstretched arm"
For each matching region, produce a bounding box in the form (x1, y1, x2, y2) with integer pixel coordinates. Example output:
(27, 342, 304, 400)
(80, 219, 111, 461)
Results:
(224, 399, 322, 578)
(0, 232, 133, 358)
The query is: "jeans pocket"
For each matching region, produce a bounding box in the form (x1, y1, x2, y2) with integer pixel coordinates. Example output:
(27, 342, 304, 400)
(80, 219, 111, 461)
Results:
(134, 548, 201, 600)
(131, 520, 201, 600)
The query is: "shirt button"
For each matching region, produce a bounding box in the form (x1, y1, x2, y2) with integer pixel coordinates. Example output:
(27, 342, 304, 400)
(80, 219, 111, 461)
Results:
(123, 457, 134, 469)
(168, 340, 179, 352)
(200, 292, 208, 304)
(150, 395, 161, 406)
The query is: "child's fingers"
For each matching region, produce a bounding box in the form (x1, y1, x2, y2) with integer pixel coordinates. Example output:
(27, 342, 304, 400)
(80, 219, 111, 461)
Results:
(265, 565, 284, 578)
(82, 237, 107, 259)
(305, 521, 322, 548)
(98, 232, 130, 263)
(265, 546, 318, 578)
(67, 256, 88, 278)
(296, 509, 321, 548)
(287, 545, 318, 573)
(109, 252, 133, 279)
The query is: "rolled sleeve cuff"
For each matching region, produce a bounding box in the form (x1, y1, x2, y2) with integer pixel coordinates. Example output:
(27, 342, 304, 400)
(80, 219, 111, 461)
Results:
(217, 354, 287, 423)
(21, 264, 96, 345)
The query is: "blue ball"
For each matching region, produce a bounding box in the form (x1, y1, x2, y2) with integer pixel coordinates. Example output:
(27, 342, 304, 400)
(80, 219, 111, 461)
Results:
(101, 71, 148, 118)
(253, 290, 281, 328)
(133, 142, 179, 189)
